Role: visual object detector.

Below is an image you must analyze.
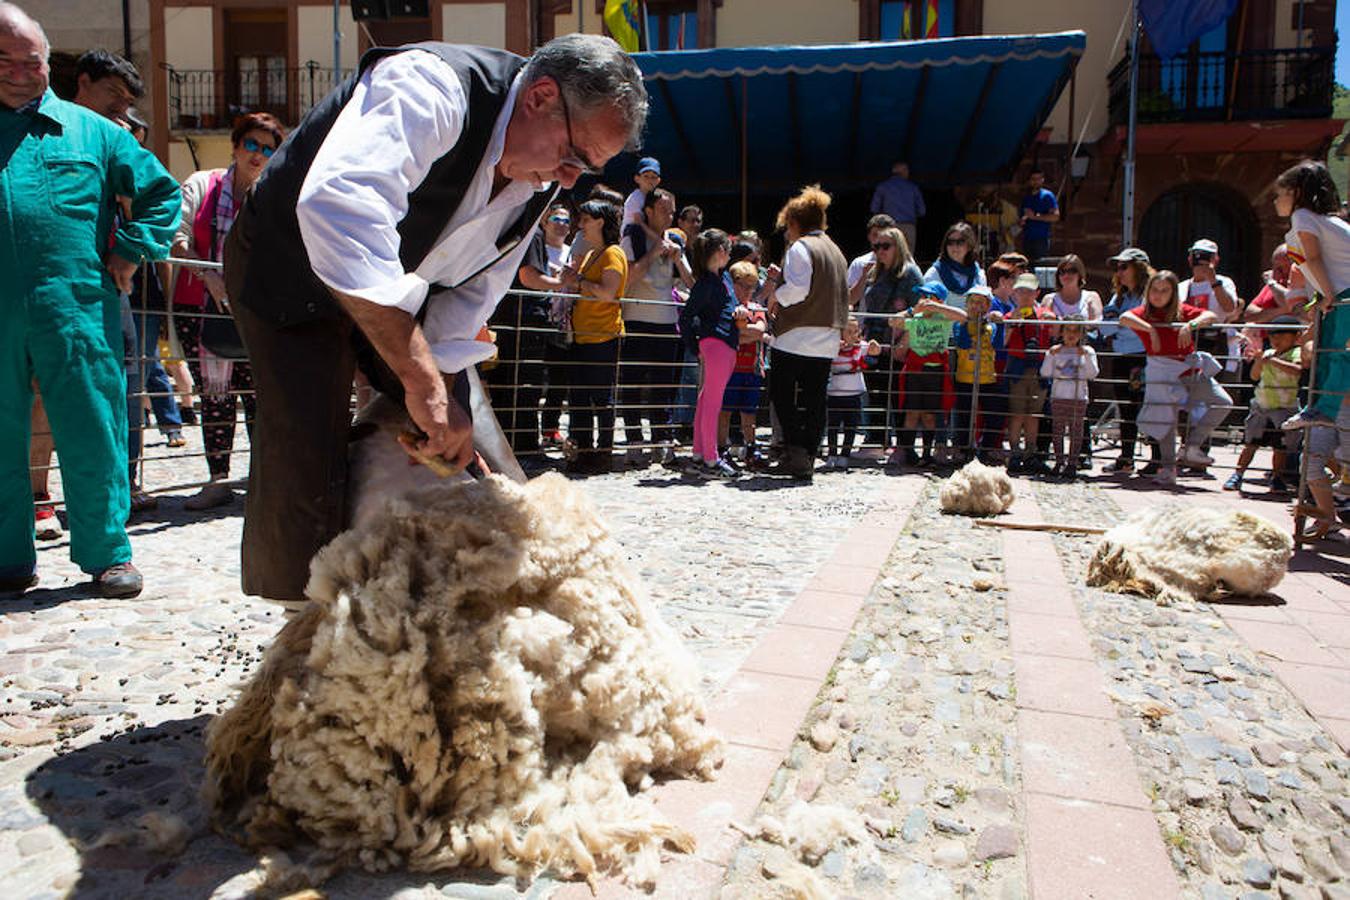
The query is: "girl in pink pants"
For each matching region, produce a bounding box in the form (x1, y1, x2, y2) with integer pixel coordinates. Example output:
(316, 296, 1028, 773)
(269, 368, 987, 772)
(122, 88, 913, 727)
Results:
(678, 229, 742, 479)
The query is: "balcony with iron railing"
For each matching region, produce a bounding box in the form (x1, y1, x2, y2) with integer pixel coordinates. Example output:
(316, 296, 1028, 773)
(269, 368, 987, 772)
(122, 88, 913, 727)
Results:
(162, 62, 354, 130)
(1107, 46, 1335, 126)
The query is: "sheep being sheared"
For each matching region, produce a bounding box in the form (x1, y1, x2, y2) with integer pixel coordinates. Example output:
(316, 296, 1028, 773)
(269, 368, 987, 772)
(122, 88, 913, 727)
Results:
(939, 459, 1015, 516)
(203, 473, 724, 892)
(1086, 506, 1292, 604)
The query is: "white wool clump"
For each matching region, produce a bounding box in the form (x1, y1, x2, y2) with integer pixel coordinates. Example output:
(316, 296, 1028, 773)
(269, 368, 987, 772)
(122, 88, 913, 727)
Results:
(204, 474, 724, 891)
(1086, 506, 1293, 604)
(758, 800, 869, 864)
(939, 459, 1015, 516)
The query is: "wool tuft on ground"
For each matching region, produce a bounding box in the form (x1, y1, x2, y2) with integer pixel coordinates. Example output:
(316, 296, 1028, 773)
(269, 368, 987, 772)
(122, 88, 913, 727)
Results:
(203, 473, 725, 891)
(1086, 506, 1293, 604)
(939, 459, 1016, 516)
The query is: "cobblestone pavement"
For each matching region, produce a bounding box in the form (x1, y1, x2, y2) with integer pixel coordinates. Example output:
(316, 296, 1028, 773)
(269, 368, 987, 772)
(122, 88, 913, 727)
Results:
(3, 434, 1349, 899)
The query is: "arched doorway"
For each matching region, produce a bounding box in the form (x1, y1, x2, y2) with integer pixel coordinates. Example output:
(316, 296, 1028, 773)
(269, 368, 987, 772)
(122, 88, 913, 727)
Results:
(1138, 183, 1262, 296)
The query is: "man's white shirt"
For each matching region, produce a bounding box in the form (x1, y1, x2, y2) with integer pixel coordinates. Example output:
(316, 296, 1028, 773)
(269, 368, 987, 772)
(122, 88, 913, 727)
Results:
(296, 50, 551, 373)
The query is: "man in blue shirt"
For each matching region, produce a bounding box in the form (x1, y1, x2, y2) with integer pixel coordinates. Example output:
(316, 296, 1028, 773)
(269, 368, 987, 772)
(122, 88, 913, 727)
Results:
(870, 160, 925, 256)
(1, 4, 181, 598)
(1018, 169, 1059, 262)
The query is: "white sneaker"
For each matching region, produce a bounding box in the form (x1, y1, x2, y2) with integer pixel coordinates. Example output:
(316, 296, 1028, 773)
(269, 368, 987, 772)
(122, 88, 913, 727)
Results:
(1179, 446, 1214, 467)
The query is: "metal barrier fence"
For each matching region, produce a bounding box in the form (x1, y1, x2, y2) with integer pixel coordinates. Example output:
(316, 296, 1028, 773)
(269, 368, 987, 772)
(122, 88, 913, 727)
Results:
(27, 271, 1349, 543)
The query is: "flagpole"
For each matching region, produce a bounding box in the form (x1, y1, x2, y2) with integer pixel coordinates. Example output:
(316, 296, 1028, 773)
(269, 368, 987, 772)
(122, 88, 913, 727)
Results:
(1122, 0, 1140, 247)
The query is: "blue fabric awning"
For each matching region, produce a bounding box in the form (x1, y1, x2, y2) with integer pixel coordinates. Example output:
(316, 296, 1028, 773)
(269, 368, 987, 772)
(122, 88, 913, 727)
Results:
(615, 32, 1086, 194)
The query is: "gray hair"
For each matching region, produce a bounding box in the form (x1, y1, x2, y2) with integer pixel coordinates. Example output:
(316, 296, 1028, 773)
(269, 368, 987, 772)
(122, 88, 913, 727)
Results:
(0, 2, 48, 59)
(523, 33, 648, 151)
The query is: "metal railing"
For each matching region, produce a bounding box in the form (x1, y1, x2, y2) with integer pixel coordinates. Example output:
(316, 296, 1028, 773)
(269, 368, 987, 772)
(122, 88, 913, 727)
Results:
(1107, 46, 1335, 125)
(28, 272, 1349, 547)
(162, 62, 353, 129)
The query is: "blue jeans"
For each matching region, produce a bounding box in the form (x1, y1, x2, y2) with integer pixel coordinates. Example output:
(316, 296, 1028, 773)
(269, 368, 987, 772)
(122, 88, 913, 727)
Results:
(134, 310, 182, 431)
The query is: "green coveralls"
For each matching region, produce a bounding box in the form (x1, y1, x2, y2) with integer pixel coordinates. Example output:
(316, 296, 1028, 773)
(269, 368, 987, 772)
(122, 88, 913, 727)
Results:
(1, 91, 180, 577)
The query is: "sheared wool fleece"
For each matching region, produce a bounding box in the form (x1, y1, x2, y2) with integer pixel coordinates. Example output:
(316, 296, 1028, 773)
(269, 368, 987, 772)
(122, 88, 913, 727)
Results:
(939, 459, 1015, 516)
(203, 473, 724, 891)
(1086, 506, 1293, 604)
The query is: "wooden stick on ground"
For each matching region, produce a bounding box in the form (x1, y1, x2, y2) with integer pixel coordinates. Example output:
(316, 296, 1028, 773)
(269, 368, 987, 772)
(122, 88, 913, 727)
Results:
(973, 520, 1107, 535)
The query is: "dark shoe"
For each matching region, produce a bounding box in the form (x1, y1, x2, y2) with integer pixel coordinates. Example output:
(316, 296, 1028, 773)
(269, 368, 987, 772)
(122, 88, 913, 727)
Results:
(698, 458, 740, 480)
(1138, 461, 1160, 477)
(1023, 457, 1051, 476)
(94, 562, 143, 599)
(1268, 477, 1291, 495)
(129, 487, 159, 514)
(180, 406, 198, 426)
(1105, 456, 1133, 474)
(0, 569, 38, 595)
(1050, 461, 1064, 478)
(586, 451, 613, 474)
(1063, 464, 1078, 481)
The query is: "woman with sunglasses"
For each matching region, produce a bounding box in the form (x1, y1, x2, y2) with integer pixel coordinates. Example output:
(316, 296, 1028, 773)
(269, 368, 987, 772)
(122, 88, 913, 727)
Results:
(1099, 248, 1159, 475)
(856, 227, 922, 448)
(923, 222, 986, 308)
(170, 112, 285, 509)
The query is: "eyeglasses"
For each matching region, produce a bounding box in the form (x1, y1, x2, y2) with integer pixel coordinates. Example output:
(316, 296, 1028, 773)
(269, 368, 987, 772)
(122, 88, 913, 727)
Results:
(558, 93, 603, 176)
(872, 242, 894, 251)
(241, 137, 275, 158)
(946, 238, 966, 246)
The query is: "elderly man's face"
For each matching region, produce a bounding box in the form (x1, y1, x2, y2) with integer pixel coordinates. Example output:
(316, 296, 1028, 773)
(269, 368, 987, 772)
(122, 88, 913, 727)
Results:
(75, 73, 137, 122)
(0, 23, 49, 109)
(499, 76, 630, 190)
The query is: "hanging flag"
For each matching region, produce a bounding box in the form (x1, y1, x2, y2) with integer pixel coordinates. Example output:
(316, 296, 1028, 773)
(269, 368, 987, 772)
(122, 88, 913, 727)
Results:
(1137, 0, 1238, 60)
(604, 0, 641, 53)
(924, 0, 939, 39)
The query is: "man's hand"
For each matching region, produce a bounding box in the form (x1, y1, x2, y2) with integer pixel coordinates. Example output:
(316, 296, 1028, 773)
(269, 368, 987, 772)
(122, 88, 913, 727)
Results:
(106, 253, 138, 295)
(403, 372, 473, 471)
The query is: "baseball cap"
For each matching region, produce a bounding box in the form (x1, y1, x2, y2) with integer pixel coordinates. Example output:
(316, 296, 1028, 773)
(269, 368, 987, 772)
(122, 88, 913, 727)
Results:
(1188, 238, 1219, 255)
(1014, 272, 1040, 291)
(1108, 247, 1150, 265)
(915, 281, 949, 301)
(966, 285, 993, 301)
(637, 157, 661, 176)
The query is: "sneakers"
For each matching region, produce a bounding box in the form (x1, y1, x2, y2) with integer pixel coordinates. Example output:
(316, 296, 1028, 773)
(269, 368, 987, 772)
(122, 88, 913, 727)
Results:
(1152, 467, 1177, 486)
(1280, 407, 1332, 431)
(165, 431, 187, 448)
(184, 482, 233, 510)
(93, 562, 142, 599)
(1138, 460, 1161, 477)
(1223, 472, 1244, 491)
(0, 568, 38, 595)
(34, 492, 62, 541)
(1105, 456, 1134, 474)
(1062, 464, 1078, 481)
(1179, 446, 1214, 468)
(542, 429, 565, 448)
(697, 458, 740, 480)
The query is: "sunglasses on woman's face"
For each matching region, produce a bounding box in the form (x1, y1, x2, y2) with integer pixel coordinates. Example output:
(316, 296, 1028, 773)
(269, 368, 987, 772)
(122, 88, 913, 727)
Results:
(242, 137, 275, 158)
(872, 242, 894, 251)
(548, 216, 570, 225)
(946, 238, 966, 246)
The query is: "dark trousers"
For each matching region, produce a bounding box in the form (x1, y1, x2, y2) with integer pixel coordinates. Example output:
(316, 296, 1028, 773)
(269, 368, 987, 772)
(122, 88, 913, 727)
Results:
(826, 393, 864, 456)
(619, 321, 681, 447)
(485, 322, 546, 453)
(1105, 350, 1145, 460)
(955, 380, 1006, 451)
(862, 363, 893, 446)
(566, 338, 620, 450)
(540, 340, 568, 433)
(769, 348, 831, 454)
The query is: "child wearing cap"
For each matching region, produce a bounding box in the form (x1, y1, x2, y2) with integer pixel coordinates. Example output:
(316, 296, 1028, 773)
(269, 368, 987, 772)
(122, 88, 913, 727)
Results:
(1226, 316, 1308, 493)
(623, 157, 662, 232)
(891, 282, 954, 466)
(916, 284, 1005, 463)
(1004, 272, 1052, 474)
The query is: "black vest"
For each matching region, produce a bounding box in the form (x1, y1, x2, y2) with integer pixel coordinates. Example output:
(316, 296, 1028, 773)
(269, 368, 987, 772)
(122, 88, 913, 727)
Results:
(234, 42, 559, 327)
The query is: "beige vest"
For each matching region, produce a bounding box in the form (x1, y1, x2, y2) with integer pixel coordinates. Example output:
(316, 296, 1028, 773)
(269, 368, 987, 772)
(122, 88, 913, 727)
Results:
(774, 233, 850, 335)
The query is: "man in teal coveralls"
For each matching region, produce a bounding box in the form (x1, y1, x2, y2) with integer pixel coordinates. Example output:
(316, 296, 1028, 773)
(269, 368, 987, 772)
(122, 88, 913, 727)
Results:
(0, 4, 180, 598)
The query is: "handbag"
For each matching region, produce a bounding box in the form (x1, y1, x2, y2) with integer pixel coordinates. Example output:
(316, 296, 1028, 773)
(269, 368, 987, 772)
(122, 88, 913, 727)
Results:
(197, 173, 247, 360)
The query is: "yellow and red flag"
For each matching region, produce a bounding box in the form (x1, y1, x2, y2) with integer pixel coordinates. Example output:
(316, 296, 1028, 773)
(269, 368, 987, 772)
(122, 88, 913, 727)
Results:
(604, 0, 642, 53)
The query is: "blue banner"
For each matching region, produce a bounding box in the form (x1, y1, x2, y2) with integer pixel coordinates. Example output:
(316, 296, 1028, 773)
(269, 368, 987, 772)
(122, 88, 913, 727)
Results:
(1137, 0, 1238, 60)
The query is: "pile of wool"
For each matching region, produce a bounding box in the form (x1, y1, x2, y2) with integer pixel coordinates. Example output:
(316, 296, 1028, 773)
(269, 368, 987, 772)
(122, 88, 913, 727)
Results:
(203, 473, 724, 891)
(1086, 506, 1293, 604)
(939, 459, 1015, 516)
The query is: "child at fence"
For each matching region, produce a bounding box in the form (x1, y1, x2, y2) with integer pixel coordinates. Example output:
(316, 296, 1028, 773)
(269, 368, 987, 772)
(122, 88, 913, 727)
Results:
(623, 157, 662, 230)
(1119, 270, 1224, 486)
(1004, 273, 1052, 474)
(891, 282, 954, 467)
(920, 285, 1003, 464)
(721, 260, 768, 464)
(1226, 315, 1306, 494)
(1273, 160, 1350, 539)
(1040, 317, 1099, 480)
(679, 229, 742, 480)
(826, 318, 881, 470)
